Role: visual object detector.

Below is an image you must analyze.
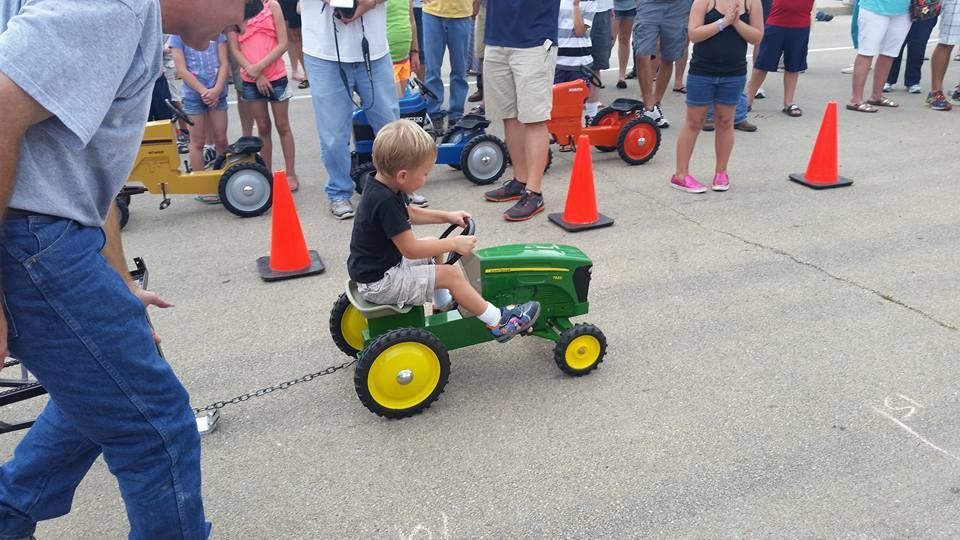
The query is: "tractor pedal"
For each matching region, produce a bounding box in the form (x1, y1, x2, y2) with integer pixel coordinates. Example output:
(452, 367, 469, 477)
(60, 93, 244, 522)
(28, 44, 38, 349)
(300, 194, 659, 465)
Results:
(558, 145, 575, 153)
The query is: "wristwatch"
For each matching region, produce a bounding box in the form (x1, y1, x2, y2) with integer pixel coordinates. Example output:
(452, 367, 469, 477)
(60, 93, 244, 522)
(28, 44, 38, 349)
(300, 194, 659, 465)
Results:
(715, 19, 725, 31)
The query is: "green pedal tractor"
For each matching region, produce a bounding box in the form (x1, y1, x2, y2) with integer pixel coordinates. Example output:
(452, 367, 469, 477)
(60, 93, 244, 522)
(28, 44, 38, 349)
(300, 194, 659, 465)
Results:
(329, 220, 608, 419)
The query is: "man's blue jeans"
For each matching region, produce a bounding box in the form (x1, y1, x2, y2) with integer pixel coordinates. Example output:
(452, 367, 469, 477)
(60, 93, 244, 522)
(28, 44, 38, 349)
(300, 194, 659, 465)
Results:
(423, 13, 471, 124)
(707, 93, 748, 124)
(304, 54, 399, 202)
(0, 217, 208, 540)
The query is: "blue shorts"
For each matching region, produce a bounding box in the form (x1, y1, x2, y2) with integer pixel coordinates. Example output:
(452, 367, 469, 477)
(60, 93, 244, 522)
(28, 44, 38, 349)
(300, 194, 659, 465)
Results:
(240, 77, 292, 102)
(183, 93, 227, 115)
(614, 8, 637, 18)
(554, 67, 592, 86)
(755, 25, 810, 73)
(685, 74, 746, 107)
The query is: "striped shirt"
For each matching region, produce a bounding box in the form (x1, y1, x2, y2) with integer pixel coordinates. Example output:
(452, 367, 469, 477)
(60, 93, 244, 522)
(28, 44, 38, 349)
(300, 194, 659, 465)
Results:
(557, 0, 596, 68)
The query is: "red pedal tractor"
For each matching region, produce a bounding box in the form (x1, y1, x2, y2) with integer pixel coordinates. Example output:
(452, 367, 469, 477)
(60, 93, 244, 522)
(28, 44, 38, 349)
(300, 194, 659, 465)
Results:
(547, 79, 661, 165)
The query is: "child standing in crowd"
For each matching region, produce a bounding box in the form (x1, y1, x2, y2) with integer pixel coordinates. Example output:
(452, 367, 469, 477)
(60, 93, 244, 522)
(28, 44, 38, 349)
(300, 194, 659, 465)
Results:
(163, 34, 191, 153)
(613, 0, 637, 88)
(229, 0, 299, 191)
(556, 0, 598, 116)
(745, 0, 814, 117)
(387, 0, 421, 97)
(169, 33, 230, 177)
(674, 0, 763, 193)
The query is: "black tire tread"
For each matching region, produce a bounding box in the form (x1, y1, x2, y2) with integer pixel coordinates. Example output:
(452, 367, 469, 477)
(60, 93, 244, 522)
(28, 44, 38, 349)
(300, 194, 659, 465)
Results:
(460, 134, 508, 185)
(329, 293, 364, 358)
(589, 107, 621, 152)
(616, 116, 661, 166)
(218, 161, 273, 217)
(553, 323, 607, 377)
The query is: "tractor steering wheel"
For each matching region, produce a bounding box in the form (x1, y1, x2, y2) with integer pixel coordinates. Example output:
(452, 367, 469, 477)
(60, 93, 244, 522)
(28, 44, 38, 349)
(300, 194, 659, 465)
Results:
(410, 75, 438, 101)
(165, 99, 194, 126)
(437, 218, 477, 265)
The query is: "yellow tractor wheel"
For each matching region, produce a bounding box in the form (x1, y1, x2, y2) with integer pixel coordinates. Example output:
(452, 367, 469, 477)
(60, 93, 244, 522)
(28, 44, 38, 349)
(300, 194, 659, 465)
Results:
(355, 328, 450, 419)
(329, 293, 368, 358)
(554, 324, 606, 376)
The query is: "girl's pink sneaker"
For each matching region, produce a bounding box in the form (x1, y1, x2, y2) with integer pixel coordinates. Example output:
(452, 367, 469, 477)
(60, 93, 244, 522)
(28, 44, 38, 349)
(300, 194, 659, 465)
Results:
(712, 171, 730, 191)
(670, 174, 707, 194)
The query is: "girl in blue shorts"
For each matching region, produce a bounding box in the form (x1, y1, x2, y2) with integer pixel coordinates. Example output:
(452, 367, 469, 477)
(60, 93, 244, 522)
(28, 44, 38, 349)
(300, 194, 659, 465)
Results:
(673, 0, 763, 193)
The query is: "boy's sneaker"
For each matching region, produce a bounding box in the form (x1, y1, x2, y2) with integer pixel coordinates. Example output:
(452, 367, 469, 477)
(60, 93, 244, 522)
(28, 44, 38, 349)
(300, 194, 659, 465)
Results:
(645, 104, 670, 128)
(488, 301, 541, 343)
(203, 145, 216, 167)
(670, 174, 707, 194)
(755, 87, 766, 99)
(926, 91, 952, 111)
(907, 84, 923, 94)
(951, 84, 960, 102)
(330, 199, 355, 219)
(882, 83, 893, 93)
(409, 192, 429, 208)
(176, 130, 190, 154)
(504, 190, 544, 221)
(484, 178, 525, 202)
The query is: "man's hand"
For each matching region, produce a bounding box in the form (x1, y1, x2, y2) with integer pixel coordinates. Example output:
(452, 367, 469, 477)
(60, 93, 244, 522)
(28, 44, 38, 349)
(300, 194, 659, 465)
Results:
(410, 52, 421, 74)
(0, 309, 9, 366)
(341, 0, 380, 24)
(130, 283, 172, 344)
(447, 210, 471, 228)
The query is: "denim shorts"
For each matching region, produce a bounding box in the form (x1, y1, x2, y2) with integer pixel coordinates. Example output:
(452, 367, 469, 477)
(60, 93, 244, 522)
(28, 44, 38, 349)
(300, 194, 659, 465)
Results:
(554, 67, 592, 86)
(240, 76, 293, 102)
(686, 74, 746, 107)
(183, 93, 227, 115)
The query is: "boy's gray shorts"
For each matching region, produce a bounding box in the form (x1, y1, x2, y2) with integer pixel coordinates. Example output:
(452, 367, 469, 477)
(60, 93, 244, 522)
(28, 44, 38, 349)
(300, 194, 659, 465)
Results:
(358, 258, 436, 307)
(632, 0, 690, 62)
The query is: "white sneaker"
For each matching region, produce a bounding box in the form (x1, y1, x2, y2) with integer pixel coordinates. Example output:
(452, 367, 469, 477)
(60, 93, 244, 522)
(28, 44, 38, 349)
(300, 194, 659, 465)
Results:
(882, 82, 893, 93)
(409, 192, 429, 208)
(907, 84, 922, 94)
(755, 87, 766, 99)
(841, 65, 854, 74)
(645, 104, 670, 128)
(330, 199, 355, 220)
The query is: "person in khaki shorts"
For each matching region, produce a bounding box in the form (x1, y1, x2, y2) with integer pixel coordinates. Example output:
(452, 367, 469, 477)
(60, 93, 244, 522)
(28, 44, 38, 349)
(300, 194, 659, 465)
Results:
(482, 0, 560, 221)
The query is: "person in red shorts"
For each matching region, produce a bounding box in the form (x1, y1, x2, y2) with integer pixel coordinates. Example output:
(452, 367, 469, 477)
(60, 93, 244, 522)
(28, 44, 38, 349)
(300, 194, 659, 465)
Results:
(745, 0, 814, 117)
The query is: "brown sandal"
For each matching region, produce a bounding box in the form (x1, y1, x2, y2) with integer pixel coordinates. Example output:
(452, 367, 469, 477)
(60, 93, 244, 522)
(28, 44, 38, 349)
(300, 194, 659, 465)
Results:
(846, 102, 878, 113)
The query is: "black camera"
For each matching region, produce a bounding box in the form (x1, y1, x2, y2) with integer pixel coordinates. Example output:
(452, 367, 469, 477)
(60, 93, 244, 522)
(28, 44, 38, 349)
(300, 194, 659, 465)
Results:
(333, 0, 357, 19)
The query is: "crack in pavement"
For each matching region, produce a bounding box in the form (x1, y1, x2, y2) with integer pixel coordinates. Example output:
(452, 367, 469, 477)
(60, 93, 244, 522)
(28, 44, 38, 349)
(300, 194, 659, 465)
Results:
(599, 171, 959, 332)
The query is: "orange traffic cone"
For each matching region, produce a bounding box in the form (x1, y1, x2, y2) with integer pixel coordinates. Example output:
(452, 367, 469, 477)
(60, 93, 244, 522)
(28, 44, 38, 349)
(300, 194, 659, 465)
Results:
(789, 101, 853, 189)
(257, 170, 325, 281)
(548, 134, 614, 232)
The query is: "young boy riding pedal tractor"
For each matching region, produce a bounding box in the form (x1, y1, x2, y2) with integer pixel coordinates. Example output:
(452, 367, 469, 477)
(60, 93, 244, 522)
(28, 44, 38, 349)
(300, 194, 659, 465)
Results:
(329, 120, 607, 419)
(120, 101, 272, 224)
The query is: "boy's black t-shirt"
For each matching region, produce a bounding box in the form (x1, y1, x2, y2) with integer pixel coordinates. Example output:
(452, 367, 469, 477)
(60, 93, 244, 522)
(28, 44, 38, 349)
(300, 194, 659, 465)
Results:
(348, 179, 412, 283)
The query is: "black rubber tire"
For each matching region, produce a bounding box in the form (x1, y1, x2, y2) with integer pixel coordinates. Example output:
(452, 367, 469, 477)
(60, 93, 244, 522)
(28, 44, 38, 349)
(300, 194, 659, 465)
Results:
(352, 162, 376, 194)
(553, 323, 607, 377)
(218, 162, 273, 217)
(117, 197, 130, 230)
(616, 116, 661, 166)
(460, 134, 508, 185)
(329, 293, 367, 358)
(355, 328, 450, 419)
(589, 107, 623, 152)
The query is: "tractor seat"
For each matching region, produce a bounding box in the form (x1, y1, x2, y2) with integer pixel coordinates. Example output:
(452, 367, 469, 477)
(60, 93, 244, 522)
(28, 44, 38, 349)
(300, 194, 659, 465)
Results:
(345, 280, 413, 319)
(608, 98, 644, 114)
(225, 136, 263, 155)
(451, 114, 490, 131)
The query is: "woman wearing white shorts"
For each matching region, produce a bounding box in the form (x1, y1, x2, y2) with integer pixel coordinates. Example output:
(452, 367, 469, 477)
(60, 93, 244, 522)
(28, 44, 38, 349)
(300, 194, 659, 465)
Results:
(848, 0, 911, 112)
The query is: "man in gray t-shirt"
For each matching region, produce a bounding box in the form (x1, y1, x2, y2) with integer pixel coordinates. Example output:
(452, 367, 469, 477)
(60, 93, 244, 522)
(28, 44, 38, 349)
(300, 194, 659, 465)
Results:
(0, 1, 243, 538)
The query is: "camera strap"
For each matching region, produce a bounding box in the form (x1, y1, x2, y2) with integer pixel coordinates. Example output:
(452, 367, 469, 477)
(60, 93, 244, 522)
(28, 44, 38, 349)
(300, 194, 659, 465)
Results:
(326, 6, 375, 112)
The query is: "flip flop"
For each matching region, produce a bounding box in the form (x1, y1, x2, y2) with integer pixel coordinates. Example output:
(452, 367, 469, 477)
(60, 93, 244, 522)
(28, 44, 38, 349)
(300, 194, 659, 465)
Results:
(846, 102, 878, 113)
(673, 86, 686, 94)
(782, 104, 802, 117)
(298, 79, 310, 89)
(867, 97, 898, 107)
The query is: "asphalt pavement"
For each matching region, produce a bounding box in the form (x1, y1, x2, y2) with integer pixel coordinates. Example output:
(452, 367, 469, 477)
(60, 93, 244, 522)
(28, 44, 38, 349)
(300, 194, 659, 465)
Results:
(4, 15, 960, 539)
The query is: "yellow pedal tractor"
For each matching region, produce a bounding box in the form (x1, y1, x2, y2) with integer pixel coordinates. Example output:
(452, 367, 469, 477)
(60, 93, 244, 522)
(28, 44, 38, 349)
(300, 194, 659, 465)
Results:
(120, 101, 272, 224)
